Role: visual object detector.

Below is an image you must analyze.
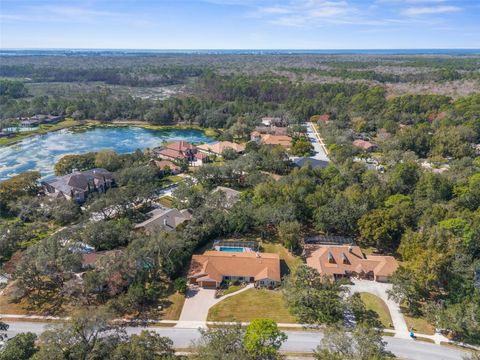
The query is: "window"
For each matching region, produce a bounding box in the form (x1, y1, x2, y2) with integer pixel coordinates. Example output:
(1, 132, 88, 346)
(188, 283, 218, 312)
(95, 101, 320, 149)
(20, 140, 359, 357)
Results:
(224, 276, 230, 280)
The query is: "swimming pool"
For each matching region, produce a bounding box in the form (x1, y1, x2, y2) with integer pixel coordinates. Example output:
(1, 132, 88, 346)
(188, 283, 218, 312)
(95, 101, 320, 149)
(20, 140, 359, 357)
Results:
(219, 247, 245, 252)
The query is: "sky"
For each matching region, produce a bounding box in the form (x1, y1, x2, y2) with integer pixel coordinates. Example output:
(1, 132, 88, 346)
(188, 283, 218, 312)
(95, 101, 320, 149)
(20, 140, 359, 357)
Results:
(0, 0, 479, 49)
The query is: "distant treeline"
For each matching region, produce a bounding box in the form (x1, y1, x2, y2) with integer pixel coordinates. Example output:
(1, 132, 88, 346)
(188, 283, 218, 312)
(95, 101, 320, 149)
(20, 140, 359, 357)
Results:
(0, 65, 205, 86)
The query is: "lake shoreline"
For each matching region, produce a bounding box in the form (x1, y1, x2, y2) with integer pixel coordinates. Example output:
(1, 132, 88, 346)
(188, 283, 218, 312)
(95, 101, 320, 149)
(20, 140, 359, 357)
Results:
(0, 119, 221, 148)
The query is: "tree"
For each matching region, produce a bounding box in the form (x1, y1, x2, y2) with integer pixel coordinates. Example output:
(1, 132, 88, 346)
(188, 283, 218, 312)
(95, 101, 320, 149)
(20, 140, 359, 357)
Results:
(0, 171, 40, 215)
(95, 150, 123, 172)
(174, 278, 187, 294)
(314, 324, 390, 360)
(222, 147, 240, 160)
(192, 325, 250, 360)
(54, 153, 96, 175)
(277, 221, 301, 251)
(33, 307, 122, 360)
(81, 218, 132, 251)
(243, 319, 287, 360)
(0, 332, 38, 360)
(0, 321, 8, 342)
(110, 331, 175, 360)
(291, 137, 314, 156)
(283, 266, 344, 325)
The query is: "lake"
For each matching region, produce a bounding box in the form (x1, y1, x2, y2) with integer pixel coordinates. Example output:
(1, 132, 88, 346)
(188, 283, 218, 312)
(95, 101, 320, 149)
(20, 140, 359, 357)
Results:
(0, 126, 214, 181)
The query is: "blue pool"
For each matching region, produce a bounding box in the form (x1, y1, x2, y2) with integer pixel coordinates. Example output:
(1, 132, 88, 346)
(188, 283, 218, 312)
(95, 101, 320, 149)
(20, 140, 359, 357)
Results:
(219, 247, 245, 252)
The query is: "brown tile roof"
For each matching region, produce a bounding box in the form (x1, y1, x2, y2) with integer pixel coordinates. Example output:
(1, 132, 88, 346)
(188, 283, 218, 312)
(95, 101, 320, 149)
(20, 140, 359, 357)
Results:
(352, 140, 377, 150)
(188, 251, 281, 283)
(157, 148, 188, 160)
(165, 141, 196, 152)
(261, 134, 292, 147)
(152, 160, 181, 172)
(305, 245, 398, 279)
(197, 141, 246, 155)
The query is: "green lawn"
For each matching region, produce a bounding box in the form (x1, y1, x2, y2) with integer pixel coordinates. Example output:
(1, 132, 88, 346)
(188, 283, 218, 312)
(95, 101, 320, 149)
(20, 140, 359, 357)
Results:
(207, 288, 297, 323)
(157, 196, 174, 208)
(359, 292, 394, 329)
(160, 292, 185, 320)
(222, 285, 244, 296)
(260, 242, 304, 276)
(402, 310, 435, 335)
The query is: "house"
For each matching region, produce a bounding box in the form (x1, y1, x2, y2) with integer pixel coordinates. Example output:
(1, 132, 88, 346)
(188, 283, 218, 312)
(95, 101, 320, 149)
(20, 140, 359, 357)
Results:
(151, 159, 182, 174)
(304, 245, 399, 282)
(154, 141, 208, 165)
(315, 114, 330, 124)
(352, 140, 378, 152)
(213, 186, 241, 207)
(188, 251, 281, 288)
(134, 207, 192, 233)
(197, 141, 246, 156)
(261, 117, 281, 127)
(20, 114, 64, 127)
(260, 134, 292, 148)
(42, 168, 115, 203)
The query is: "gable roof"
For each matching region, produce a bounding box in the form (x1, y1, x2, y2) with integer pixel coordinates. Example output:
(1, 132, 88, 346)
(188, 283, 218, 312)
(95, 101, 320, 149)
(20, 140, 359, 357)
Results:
(135, 207, 192, 232)
(152, 160, 181, 171)
(305, 245, 398, 279)
(213, 186, 241, 205)
(188, 251, 281, 283)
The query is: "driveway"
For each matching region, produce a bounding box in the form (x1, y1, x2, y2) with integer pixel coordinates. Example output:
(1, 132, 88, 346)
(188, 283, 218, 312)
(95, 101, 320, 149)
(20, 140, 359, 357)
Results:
(347, 279, 410, 339)
(176, 284, 254, 328)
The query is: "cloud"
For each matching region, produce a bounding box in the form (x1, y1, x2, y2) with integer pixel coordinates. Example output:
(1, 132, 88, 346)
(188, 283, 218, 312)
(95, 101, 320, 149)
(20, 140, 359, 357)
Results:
(402, 5, 462, 15)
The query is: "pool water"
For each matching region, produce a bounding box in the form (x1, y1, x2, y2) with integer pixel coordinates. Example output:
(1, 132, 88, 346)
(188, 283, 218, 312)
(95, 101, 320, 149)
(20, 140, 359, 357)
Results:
(219, 247, 245, 252)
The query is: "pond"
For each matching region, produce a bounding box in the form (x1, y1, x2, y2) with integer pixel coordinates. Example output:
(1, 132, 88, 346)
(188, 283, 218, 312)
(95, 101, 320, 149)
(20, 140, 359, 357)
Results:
(0, 126, 215, 181)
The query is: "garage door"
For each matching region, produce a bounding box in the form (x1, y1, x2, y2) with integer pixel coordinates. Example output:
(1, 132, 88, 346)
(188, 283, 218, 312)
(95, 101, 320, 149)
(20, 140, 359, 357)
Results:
(200, 281, 217, 288)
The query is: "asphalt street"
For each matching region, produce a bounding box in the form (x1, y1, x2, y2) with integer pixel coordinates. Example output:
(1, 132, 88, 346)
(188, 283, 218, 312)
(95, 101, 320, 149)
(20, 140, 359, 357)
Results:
(4, 321, 469, 360)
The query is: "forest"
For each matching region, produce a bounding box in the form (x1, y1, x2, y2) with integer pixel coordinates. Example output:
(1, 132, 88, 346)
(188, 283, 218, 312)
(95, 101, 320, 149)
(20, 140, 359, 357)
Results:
(0, 53, 479, 351)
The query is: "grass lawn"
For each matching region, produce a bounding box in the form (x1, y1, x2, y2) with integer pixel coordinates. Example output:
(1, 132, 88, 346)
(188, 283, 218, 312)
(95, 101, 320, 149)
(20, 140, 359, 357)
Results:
(160, 292, 185, 320)
(157, 196, 174, 208)
(222, 285, 244, 296)
(207, 288, 297, 323)
(0, 293, 30, 315)
(359, 292, 394, 329)
(403, 311, 435, 335)
(260, 242, 304, 275)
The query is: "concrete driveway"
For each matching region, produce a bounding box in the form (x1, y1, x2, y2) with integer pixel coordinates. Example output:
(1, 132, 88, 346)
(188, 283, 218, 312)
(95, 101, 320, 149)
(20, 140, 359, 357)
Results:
(347, 279, 410, 339)
(176, 284, 254, 328)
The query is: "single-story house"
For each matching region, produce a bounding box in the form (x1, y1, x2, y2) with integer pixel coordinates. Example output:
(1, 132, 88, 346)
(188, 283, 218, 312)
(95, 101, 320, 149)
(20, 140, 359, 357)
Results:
(188, 251, 281, 288)
(197, 141, 245, 156)
(213, 186, 241, 207)
(151, 159, 182, 174)
(135, 207, 192, 233)
(42, 168, 115, 203)
(260, 134, 292, 148)
(352, 140, 378, 152)
(304, 245, 399, 282)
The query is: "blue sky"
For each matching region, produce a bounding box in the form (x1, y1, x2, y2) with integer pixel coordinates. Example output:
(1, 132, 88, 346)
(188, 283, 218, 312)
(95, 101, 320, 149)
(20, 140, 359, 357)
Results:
(0, 0, 478, 49)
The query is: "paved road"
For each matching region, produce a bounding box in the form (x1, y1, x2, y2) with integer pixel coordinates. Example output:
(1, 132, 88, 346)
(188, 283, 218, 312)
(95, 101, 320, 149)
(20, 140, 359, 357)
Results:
(306, 122, 329, 162)
(4, 321, 468, 359)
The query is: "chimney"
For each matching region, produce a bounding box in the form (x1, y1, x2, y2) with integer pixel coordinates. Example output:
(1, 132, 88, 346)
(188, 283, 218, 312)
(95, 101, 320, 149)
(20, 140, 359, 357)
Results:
(256, 252, 260, 258)
(348, 246, 353, 253)
(163, 219, 167, 226)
